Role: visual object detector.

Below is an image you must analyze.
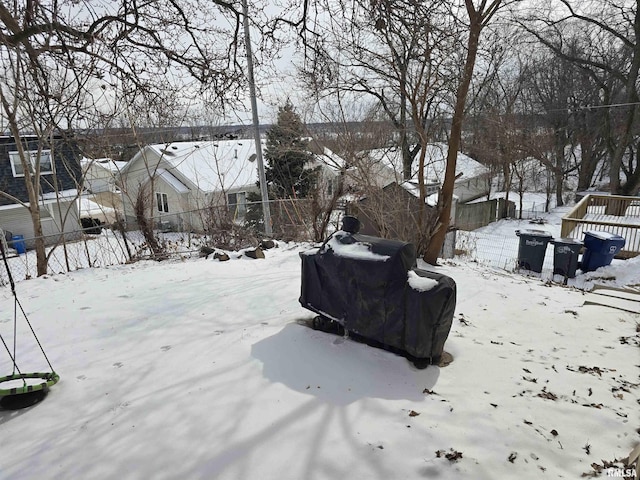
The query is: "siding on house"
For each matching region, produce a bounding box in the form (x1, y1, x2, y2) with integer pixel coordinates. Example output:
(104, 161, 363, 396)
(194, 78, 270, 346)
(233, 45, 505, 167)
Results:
(359, 144, 490, 203)
(150, 173, 195, 231)
(81, 158, 128, 194)
(0, 136, 82, 206)
(0, 198, 80, 248)
(119, 140, 346, 233)
(0, 135, 82, 247)
(119, 141, 262, 231)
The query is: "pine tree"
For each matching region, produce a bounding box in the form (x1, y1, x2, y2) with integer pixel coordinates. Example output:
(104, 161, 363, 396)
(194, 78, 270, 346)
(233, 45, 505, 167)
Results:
(264, 101, 318, 199)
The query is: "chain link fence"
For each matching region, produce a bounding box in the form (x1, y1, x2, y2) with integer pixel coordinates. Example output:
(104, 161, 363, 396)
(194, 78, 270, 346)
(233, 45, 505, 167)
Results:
(0, 198, 347, 285)
(1, 197, 530, 286)
(453, 204, 563, 274)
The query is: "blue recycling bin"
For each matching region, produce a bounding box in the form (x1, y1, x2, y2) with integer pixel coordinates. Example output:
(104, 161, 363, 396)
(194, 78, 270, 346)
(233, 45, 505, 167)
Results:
(580, 231, 625, 272)
(516, 229, 552, 273)
(10, 234, 26, 254)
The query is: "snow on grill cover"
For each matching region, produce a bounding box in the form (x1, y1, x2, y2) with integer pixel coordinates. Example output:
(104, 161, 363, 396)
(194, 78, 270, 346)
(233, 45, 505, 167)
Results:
(299, 219, 456, 365)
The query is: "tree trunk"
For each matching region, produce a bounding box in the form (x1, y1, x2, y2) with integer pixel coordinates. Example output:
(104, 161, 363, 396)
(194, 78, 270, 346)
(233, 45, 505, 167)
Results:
(31, 207, 48, 276)
(423, 12, 483, 264)
(1, 95, 49, 276)
(609, 5, 640, 194)
(400, 66, 412, 181)
(555, 169, 564, 208)
(576, 140, 599, 192)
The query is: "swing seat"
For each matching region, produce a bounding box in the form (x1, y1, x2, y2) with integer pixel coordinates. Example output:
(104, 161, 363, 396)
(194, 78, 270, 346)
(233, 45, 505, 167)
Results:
(0, 372, 59, 409)
(0, 389, 48, 410)
(1, 240, 60, 410)
(0, 372, 60, 396)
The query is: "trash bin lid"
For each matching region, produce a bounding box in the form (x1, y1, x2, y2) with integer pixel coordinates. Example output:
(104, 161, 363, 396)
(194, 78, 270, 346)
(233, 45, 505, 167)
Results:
(516, 229, 552, 237)
(551, 237, 583, 245)
(584, 230, 624, 240)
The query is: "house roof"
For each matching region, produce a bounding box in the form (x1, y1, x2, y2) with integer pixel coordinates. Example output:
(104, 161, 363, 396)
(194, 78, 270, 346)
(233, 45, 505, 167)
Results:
(123, 139, 346, 194)
(143, 140, 264, 193)
(156, 168, 189, 193)
(316, 147, 345, 172)
(41, 189, 78, 200)
(397, 181, 459, 205)
(366, 143, 488, 183)
(81, 158, 129, 173)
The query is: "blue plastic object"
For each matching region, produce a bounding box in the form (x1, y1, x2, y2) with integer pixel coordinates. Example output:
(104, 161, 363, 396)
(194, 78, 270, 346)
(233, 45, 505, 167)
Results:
(580, 231, 625, 272)
(10, 235, 26, 254)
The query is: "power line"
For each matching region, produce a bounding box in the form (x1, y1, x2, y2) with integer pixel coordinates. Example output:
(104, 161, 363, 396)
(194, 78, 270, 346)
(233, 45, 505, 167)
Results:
(557, 101, 640, 113)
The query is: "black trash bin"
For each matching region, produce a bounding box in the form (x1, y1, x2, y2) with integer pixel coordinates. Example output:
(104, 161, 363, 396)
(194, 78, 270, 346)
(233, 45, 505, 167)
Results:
(551, 238, 582, 278)
(515, 229, 552, 273)
(299, 217, 456, 368)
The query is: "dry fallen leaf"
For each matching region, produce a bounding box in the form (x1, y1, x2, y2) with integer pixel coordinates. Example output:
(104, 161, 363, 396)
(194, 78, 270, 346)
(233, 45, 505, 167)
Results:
(436, 449, 463, 462)
(537, 389, 558, 401)
(445, 450, 463, 462)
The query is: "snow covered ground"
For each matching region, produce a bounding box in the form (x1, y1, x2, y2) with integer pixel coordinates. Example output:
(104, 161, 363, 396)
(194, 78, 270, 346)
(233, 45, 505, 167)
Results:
(0, 211, 638, 479)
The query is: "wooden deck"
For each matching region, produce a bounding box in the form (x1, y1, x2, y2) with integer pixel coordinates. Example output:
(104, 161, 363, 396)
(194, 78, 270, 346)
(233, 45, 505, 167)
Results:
(561, 194, 640, 258)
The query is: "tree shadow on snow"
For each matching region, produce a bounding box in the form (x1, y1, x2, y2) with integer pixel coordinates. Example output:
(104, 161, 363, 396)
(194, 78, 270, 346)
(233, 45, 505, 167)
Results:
(251, 321, 440, 405)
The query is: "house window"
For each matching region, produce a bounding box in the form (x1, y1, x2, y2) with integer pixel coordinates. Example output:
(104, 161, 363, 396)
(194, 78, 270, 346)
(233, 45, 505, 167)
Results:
(9, 150, 53, 177)
(228, 192, 247, 219)
(156, 192, 169, 213)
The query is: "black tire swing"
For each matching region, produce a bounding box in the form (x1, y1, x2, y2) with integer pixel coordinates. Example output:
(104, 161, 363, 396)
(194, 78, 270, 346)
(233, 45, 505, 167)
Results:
(0, 246, 59, 410)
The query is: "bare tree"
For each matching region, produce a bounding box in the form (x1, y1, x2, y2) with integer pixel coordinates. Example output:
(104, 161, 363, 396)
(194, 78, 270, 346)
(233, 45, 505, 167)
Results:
(466, 30, 532, 217)
(0, 52, 87, 275)
(423, 0, 506, 265)
(517, 0, 640, 196)
(0, 0, 261, 275)
(298, 0, 456, 180)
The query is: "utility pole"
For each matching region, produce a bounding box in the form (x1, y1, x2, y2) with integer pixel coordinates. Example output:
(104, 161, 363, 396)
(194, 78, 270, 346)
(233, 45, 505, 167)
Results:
(242, 0, 272, 236)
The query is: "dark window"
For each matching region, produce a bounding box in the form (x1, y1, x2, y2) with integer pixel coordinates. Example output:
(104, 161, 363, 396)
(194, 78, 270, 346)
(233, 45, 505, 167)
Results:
(156, 192, 169, 213)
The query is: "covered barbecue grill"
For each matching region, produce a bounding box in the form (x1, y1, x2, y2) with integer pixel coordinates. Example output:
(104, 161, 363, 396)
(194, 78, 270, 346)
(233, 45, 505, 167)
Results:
(299, 217, 456, 368)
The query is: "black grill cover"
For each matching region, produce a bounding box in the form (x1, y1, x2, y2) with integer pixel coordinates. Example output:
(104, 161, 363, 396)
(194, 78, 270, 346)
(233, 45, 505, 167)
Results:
(299, 231, 456, 361)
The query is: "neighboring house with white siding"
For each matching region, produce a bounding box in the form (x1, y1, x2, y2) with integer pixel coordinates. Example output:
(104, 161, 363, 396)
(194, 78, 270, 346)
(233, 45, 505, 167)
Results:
(79, 157, 129, 223)
(118, 140, 265, 232)
(351, 143, 490, 203)
(81, 157, 128, 194)
(118, 139, 346, 233)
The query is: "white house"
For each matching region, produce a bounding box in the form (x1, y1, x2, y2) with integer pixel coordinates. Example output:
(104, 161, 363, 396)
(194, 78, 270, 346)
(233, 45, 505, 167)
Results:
(118, 139, 347, 233)
(79, 157, 129, 223)
(309, 146, 345, 199)
(81, 157, 128, 194)
(118, 140, 264, 232)
(351, 143, 490, 203)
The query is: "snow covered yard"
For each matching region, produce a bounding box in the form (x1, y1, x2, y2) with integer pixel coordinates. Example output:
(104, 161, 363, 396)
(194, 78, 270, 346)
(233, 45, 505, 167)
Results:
(0, 239, 638, 479)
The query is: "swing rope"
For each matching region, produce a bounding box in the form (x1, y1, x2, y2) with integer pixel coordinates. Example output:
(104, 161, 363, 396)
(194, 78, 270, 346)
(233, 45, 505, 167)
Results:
(0, 243, 59, 397)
